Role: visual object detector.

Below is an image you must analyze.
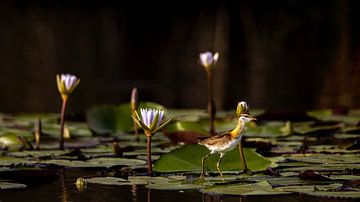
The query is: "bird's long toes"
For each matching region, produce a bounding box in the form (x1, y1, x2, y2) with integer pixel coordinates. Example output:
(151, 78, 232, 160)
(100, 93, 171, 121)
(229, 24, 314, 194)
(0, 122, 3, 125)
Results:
(199, 172, 209, 180)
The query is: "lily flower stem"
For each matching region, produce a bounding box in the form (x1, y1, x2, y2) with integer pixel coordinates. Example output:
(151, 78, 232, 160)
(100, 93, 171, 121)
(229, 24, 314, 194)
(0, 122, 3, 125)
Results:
(59, 96, 68, 150)
(146, 135, 153, 176)
(133, 117, 139, 141)
(207, 71, 216, 135)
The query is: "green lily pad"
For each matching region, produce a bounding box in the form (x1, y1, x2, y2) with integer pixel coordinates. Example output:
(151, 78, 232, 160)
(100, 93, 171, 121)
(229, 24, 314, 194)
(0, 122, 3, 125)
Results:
(40, 157, 146, 168)
(0, 133, 32, 151)
(305, 190, 360, 199)
(274, 184, 360, 199)
(307, 110, 360, 125)
(0, 129, 33, 139)
(146, 182, 204, 190)
(2, 113, 58, 126)
(40, 122, 92, 138)
(329, 175, 360, 181)
(0, 157, 34, 167)
(86, 177, 131, 185)
(201, 181, 289, 196)
(86, 102, 165, 134)
(86, 176, 170, 186)
(278, 164, 360, 172)
(286, 154, 360, 164)
(8, 150, 67, 158)
(153, 144, 273, 173)
(334, 133, 360, 140)
(163, 121, 207, 135)
(167, 109, 208, 121)
(307, 145, 360, 154)
(0, 181, 27, 189)
(128, 176, 170, 185)
(245, 121, 292, 138)
(295, 124, 342, 135)
(86, 175, 204, 190)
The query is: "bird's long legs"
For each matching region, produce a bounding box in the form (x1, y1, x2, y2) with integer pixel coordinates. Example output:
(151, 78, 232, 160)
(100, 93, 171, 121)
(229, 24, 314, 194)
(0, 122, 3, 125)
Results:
(200, 153, 211, 179)
(238, 135, 249, 172)
(216, 153, 225, 180)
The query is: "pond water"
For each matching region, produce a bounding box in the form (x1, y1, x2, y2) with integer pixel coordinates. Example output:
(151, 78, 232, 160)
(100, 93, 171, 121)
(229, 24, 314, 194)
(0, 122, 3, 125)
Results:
(0, 169, 357, 202)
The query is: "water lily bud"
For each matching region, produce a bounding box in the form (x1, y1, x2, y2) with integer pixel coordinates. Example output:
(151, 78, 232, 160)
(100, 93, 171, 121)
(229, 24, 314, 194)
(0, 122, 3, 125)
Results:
(280, 121, 294, 136)
(236, 101, 249, 117)
(75, 177, 87, 191)
(199, 51, 219, 72)
(64, 126, 71, 139)
(56, 74, 80, 98)
(130, 87, 138, 112)
(112, 141, 122, 157)
(34, 117, 42, 150)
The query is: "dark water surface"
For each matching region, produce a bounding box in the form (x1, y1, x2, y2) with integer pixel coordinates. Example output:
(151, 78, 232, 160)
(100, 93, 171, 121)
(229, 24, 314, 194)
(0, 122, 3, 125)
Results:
(0, 169, 357, 202)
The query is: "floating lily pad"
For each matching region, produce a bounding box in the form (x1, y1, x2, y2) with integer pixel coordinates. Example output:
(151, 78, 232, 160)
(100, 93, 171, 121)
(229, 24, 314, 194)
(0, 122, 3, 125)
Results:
(146, 182, 204, 190)
(286, 154, 360, 164)
(41, 123, 92, 139)
(0, 129, 33, 139)
(307, 110, 360, 125)
(0, 157, 34, 167)
(86, 102, 165, 134)
(295, 124, 342, 135)
(86, 176, 170, 186)
(329, 175, 360, 181)
(0, 133, 32, 151)
(167, 109, 208, 121)
(87, 175, 204, 190)
(274, 183, 360, 199)
(245, 121, 292, 138)
(86, 177, 131, 185)
(0, 181, 27, 189)
(40, 157, 146, 168)
(2, 113, 58, 126)
(153, 144, 273, 173)
(279, 164, 360, 172)
(8, 150, 67, 158)
(201, 181, 289, 196)
(163, 121, 207, 135)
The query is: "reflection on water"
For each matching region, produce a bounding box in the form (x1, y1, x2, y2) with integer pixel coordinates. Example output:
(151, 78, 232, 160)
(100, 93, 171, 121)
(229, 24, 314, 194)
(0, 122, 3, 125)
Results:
(0, 169, 358, 202)
(60, 171, 68, 202)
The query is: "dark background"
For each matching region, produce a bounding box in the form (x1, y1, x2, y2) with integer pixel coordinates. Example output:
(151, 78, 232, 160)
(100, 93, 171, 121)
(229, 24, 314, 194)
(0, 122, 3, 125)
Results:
(0, 0, 359, 113)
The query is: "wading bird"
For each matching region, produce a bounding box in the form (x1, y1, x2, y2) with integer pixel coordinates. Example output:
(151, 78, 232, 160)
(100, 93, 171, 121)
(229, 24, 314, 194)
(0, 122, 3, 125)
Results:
(198, 111, 256, 180)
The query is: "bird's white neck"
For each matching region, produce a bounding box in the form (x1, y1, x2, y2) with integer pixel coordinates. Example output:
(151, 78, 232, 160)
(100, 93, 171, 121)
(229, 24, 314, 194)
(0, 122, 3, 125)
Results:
(230, 118, 246, 138)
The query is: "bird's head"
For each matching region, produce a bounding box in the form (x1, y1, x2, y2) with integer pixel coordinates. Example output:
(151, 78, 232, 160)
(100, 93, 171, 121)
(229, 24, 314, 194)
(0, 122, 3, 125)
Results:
(238, 114, 257, 123)
(230, 113, 256, 138)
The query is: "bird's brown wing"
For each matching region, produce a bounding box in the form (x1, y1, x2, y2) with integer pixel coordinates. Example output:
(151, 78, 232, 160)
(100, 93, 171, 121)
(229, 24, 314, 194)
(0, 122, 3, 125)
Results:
(198, 133, 231, 146)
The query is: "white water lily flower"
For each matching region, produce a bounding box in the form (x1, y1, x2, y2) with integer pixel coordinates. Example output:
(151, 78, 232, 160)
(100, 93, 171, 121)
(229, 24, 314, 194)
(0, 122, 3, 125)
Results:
(56, 74, 80, 96)
(199, 51, 219, 69)
(133, 108, 170, 136)
(140, 108, 164, 128)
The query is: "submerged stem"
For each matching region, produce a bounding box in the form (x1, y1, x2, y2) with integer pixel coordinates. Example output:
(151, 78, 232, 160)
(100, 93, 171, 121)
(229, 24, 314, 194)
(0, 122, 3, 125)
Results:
(146, 135, 153, 176)
(59, 97, 68, 150)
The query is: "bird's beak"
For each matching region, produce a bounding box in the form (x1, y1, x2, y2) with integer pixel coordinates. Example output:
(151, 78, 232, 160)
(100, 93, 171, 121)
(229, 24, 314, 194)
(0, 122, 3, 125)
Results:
(250, 117, 257, 121)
